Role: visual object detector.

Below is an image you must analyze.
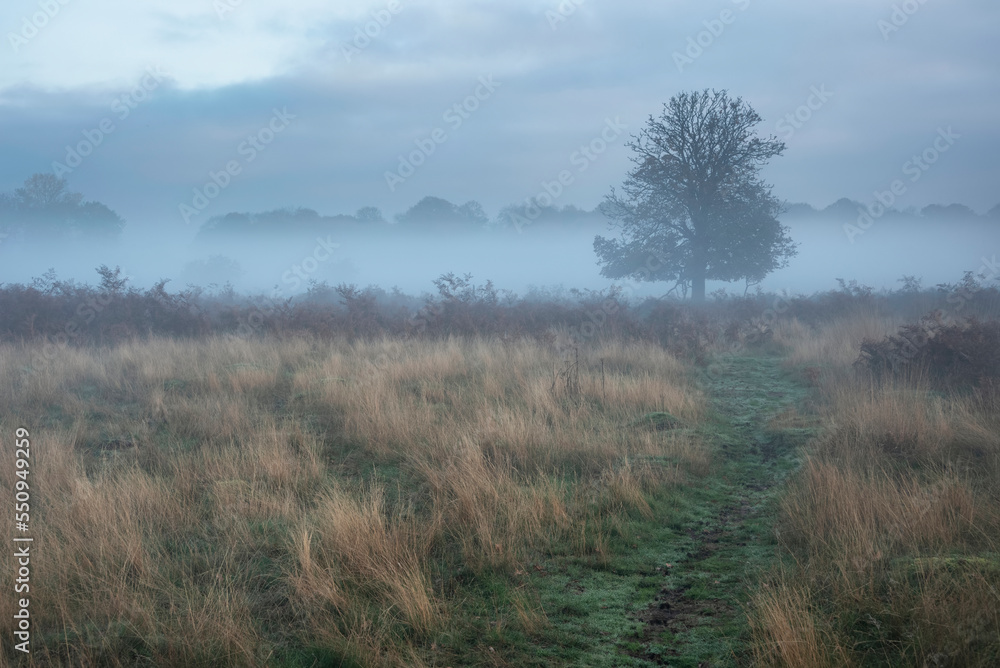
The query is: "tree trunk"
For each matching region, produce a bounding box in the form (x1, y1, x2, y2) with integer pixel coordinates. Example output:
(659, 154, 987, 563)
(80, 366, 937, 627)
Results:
(690, 242, 707, 302)
(691, 273, 706, 302)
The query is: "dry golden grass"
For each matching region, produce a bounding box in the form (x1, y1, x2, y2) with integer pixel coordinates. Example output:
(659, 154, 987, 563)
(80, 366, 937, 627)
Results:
(0, 334, 707, 666)
(749, 309, 1000, 667)
(292, 484, 439, 634)
(749, 581, 844, 668)
(773, 305, 900, 369)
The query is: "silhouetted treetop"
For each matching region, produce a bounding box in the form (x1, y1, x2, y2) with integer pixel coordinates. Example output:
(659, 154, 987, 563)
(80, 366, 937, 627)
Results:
(920, 203, 978, 220)
(0, 173, 124, 241)
(393, 196, 488, 229)
(354, 206, 386, 224)
(493, 203, 607, 231)
(196, 207, 362, 240)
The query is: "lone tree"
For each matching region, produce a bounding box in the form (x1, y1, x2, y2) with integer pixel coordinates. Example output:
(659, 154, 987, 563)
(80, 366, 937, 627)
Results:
(594, 89, 796, 300)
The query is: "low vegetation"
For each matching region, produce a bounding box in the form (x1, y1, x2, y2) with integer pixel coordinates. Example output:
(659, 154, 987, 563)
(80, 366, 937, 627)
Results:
(1, 273, 997, 665)
(0, 334, 709, 665)
(753, 287, 1000, 667)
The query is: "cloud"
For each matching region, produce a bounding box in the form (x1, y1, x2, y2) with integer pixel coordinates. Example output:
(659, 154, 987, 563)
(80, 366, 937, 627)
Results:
(0, 0, 998, 226)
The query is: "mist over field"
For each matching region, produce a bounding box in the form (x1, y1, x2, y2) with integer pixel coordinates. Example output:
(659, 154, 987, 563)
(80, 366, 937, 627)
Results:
(1, 1, 998, 299)
(3, 2, 1000, 666)
(1, 209, 998, 299)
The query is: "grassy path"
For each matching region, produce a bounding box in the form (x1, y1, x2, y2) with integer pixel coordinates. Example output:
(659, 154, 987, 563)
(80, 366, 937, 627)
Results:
(523, 354, 818, 666)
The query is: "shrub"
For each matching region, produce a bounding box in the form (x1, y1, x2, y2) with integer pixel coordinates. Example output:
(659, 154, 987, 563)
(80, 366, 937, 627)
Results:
(856, 313, 1000, 390)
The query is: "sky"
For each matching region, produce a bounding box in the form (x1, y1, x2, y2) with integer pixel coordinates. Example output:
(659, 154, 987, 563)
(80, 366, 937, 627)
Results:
(0, 0, 998, 294)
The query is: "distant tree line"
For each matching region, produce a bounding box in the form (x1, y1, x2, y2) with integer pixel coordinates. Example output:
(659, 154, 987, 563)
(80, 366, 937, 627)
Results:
(785, 198, 1000, 221)
(194, 195, 610, 241)
(0, 174, 124, 242)
(194, 194, 998, 244)
(0, 173, 994, 249)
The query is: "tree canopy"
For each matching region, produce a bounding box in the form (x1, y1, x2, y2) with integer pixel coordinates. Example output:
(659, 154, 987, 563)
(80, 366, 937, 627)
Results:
(195, 207, 366, 241)
(594, 89, 796, 300)
(493, 203, 606, 232)
(393, 196, 488, 229)
(0, 173, 125, 241)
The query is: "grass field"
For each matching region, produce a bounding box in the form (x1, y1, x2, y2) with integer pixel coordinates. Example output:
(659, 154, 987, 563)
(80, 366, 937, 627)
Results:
(1, 290, 998, 666)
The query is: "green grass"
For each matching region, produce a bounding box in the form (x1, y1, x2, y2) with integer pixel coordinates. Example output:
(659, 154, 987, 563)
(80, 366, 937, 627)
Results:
(629, 411, 686, 431)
